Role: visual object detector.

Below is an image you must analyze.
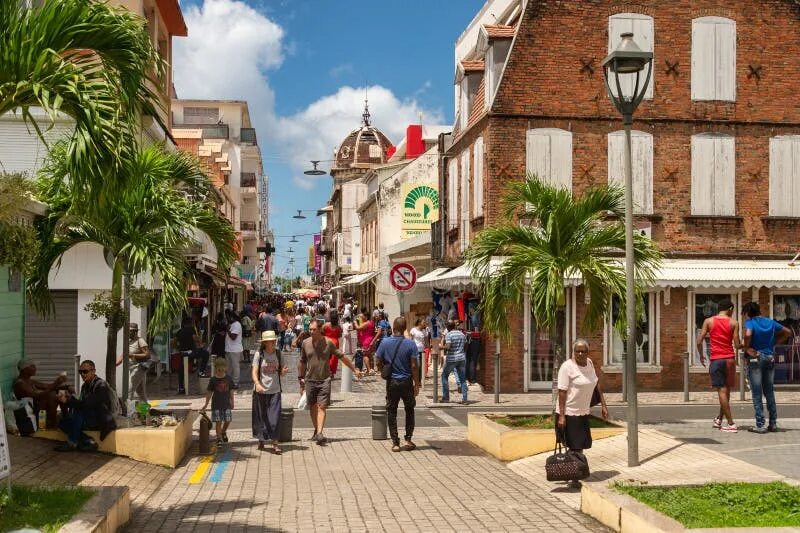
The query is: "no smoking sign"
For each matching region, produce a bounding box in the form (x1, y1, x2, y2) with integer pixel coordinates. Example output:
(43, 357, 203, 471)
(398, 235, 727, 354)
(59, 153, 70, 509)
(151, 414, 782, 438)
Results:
(389, 262, 417, 292)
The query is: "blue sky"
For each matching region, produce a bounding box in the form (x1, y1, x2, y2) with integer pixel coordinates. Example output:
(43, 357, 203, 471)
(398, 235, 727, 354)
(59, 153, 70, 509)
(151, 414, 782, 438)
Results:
(172, 0, 483, 278)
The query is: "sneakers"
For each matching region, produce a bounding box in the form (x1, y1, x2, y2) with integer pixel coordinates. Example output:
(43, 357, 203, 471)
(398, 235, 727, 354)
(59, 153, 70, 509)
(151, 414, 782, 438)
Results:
(720, 423, 738, 433)
(309, 432, 318, 441)
(712, 416, 722, 429)
(768, 424, 778, 432)
(54, 442, 78, 452)
(222, 433, 229, 443)
(315, 433, 327, 446)
(748, 426, 768, 434)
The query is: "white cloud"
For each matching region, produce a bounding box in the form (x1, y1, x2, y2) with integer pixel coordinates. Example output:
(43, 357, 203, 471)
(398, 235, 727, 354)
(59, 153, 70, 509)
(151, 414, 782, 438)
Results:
(173, 0, 444, 192)
(278, 85, 444, 189)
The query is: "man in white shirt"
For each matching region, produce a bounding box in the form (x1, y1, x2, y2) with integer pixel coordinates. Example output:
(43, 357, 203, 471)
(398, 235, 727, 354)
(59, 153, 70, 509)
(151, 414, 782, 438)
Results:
(225, 310, 244, 388)
(116, 323, 152, 402)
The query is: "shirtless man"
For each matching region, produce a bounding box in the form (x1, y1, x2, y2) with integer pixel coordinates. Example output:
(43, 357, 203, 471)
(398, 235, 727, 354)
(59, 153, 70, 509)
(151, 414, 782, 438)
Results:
(13, 359, 68, 429)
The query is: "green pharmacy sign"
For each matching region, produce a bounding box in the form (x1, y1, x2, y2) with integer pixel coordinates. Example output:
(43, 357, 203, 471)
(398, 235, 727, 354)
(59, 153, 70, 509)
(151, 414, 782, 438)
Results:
(401, 183, 439, 239)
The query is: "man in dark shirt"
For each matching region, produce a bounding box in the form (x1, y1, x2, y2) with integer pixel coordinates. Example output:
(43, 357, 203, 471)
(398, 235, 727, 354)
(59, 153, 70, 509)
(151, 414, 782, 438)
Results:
(376, 317, 420, 452)
(174, 317, 210, 388)
(56, 360, 116, 452)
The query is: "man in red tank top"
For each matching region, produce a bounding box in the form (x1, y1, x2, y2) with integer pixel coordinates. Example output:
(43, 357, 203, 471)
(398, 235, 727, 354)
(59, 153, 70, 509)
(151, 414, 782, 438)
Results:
(696, 298, 742, 433)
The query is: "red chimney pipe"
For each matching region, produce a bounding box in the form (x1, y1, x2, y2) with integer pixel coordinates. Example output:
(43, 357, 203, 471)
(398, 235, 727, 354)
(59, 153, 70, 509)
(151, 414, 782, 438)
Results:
(386, 145, 396, 159)
(406, 124, 424, 159)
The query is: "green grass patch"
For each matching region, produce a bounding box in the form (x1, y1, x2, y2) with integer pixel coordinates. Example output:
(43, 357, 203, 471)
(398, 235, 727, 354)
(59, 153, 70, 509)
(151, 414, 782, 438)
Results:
(490, 414, 617, 429)
(0, 484, 93, 533)
(614, 481, 800, 528)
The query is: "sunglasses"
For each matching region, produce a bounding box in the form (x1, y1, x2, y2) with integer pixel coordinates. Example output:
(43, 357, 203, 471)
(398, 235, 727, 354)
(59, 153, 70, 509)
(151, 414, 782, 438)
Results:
(79, 369, 93, 375)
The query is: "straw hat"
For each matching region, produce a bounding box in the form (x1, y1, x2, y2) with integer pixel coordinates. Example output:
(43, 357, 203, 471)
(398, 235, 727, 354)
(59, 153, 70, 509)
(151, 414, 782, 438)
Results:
(260, 330, 278, 342)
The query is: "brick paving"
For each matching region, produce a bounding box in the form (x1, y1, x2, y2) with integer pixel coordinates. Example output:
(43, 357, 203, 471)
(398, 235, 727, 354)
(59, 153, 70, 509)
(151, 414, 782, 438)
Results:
(508, 428, 793, 513)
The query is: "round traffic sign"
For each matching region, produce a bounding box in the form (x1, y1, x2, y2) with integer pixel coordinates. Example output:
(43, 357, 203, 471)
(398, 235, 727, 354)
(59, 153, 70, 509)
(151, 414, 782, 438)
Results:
(389, 262, 417, 292)
(322, 281, 332, 292)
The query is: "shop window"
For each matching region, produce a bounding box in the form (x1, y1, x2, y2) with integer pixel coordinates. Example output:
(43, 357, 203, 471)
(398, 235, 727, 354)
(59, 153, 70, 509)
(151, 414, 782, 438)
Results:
(530, 308, 566, 384)
(691, 17, 736, 102)
(606, 294, 654, 366)
(607, 130, 653, 214)
(768, 136, 800, 217)
(608, 13, 654, 100)
(771, 294, 800, 384)
(693, 292, 735, 366)
(691, 133, 735, 216)
(526, 128, 573, 192)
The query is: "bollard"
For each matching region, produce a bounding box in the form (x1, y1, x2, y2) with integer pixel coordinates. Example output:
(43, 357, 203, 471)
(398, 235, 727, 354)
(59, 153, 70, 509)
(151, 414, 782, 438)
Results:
(739, 349, 746, 401)
(198, 412, 211, 454)
(371, 404, 387, 440)
(683, 351, 690, 402)
(341, 365, 353, 393)
(493, 339, 500, 404)
(279, 407, 294, 443)
(433, 348, 439, 403)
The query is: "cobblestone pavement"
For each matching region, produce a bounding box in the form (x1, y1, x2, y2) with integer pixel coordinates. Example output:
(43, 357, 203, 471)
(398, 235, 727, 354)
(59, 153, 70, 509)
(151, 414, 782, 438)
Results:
(508, 428, 793, 513)
(654, 419, 800, 480)
(121, 428, 608, 533)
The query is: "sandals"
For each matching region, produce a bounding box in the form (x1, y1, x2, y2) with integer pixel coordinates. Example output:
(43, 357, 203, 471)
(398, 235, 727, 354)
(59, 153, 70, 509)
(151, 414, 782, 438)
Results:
(404, 441, 416, 451)
(272, 443, 283, 455)
(391, 445, 401, 452)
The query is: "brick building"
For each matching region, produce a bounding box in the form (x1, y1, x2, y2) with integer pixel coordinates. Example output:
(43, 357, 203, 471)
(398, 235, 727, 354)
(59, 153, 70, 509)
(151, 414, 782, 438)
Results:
(431, 0, 800, 392)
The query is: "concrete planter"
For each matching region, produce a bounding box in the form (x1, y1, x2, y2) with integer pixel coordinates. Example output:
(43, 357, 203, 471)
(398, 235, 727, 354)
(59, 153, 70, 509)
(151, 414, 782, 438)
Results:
(35, 411, 197, 467)
(467, 412, 625, 461)
(59, 486, 130, 533)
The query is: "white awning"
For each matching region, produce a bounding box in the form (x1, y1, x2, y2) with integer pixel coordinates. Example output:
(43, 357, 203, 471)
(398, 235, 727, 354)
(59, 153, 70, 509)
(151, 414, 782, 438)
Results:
(417, 267, 452, 284)
(652, 259, 800, 289)
(342, 271, 378, 286)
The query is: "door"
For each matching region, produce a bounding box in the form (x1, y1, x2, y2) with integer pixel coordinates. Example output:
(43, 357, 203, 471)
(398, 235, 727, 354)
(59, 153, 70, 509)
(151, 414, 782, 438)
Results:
(527, 290, 569, 390)
(25, 290, 78, 383)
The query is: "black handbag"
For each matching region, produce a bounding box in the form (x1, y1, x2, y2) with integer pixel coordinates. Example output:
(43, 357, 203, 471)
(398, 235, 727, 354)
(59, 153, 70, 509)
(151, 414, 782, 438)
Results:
(545, 428, 590, 482)
(590, 386, 601, 407)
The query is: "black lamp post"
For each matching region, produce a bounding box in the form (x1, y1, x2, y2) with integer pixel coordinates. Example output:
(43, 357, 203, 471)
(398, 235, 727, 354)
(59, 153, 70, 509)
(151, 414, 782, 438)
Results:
(304, 160, 327, 176)
(601, 32, 653, 468)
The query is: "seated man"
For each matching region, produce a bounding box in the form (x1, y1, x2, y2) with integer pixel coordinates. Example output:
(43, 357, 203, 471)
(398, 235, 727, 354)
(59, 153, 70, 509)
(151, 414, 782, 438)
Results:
(56, 360, 117, 452)
(13, 359, 69, 429)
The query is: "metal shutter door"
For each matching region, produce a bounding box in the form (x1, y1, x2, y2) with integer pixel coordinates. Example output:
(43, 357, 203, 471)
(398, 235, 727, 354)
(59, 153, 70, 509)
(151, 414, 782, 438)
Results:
(25, 290, 78, 383)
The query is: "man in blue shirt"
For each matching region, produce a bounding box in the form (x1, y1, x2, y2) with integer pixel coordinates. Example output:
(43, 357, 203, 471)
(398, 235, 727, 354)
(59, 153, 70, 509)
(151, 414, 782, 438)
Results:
(376, 316, 419, 452)
(742, 302, 791, 433)
(440, 320, 468, 404)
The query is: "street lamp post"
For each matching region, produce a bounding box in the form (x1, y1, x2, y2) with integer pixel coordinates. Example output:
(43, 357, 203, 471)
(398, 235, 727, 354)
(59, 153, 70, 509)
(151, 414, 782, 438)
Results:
(601, 32, 653, 468)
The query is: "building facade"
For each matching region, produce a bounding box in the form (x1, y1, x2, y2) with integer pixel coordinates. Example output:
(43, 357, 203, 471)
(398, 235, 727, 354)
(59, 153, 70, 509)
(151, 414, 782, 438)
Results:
(436, 0, 800, 392)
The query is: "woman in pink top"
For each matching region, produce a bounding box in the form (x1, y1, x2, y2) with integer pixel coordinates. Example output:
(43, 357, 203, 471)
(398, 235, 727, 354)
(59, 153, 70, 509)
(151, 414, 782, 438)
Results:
(356, 312, 375, 375)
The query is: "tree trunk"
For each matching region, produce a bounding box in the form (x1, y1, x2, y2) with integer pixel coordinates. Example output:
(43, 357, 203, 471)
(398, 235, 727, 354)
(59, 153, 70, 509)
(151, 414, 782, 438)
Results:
(105, 257, 123, 387)
(121, 258, 131, 401)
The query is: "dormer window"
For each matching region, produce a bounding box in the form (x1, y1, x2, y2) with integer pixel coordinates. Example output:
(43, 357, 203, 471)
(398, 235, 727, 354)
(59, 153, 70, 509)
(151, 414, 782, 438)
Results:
(483, 25, 513, 108)
(457, 61, 483, 131)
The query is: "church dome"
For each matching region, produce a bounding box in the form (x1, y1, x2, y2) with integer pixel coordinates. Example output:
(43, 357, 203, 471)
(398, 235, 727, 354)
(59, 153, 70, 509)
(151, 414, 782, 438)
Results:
(333, 103, 393, 169)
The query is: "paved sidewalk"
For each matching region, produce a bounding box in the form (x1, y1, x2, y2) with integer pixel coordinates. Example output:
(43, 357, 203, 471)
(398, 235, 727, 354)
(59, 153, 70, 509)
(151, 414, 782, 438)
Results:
(508, 428, 793, 513)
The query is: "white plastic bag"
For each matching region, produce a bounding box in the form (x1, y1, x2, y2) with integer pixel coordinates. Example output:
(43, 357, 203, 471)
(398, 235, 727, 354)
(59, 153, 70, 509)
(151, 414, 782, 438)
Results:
(5, 397, 35, 432)
(296, 391, 307, 410)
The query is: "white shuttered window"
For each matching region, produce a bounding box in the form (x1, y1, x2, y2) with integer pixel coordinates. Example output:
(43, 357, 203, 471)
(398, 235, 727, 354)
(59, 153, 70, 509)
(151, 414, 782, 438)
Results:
(607, 130, 653, 214)
(769, 135, 800, 217)
(608, 14, 654, 100)
(473, 137, 484, 218)
(484, 40, 512, 108)
(691, 17, 736, 101)
(691, 133, 736, 215)
(525, 128, 573, 192)
(447, 158, 458, 229)
(460, 150, 470, 251)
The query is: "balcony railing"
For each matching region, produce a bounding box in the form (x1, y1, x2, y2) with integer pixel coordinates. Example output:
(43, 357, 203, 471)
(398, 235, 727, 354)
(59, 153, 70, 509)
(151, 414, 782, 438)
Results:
(240, 172, 257, 188)
(200, 124, 229, 139)
(239, 221, 257, 232)
(240, 128, 257, 144)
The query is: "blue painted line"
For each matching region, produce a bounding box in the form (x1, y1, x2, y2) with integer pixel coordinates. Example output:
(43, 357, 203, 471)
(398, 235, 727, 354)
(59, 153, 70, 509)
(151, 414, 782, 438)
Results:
(208, 448, 232, 483)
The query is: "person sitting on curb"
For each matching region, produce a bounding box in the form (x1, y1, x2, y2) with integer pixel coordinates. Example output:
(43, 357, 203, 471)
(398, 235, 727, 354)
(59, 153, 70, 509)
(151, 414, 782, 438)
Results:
(55, 360, 117, 452)
(13, 359, 69, 430)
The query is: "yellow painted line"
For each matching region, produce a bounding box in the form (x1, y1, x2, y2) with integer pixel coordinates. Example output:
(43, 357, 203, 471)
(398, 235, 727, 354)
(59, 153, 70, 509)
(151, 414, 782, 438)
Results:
(149, 400, 161, 408)
(188, 455, 214, 484)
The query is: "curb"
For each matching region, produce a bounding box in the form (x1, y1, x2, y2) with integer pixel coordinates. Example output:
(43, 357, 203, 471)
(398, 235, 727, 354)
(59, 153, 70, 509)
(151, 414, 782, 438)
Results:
(58, 486, 130, 533)
(581, 482, 800, 533)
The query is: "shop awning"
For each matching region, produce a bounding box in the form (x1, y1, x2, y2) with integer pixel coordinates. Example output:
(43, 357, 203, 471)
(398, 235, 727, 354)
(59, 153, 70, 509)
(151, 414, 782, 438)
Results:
(417, 267, 452, 284)
(342, 271, 378, 286)
(652, 259, 800, 289)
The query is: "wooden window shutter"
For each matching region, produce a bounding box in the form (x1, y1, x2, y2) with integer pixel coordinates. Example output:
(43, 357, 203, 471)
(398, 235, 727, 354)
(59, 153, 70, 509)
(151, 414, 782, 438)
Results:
(692, 17, 736, 101)
(608, 14, 654, 100)
(607, 130, 653, 214)
(526, 128, 573, 192)
(460, 150, 470, 251)
(473, 137, 484, 217)
(691, 133, 735, 215)
(769, 136, 800, 217)
(691, 135, 716, 215)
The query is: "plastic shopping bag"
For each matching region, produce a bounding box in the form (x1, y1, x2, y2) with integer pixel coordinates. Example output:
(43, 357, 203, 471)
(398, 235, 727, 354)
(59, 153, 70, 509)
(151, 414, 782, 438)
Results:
(296, 391, 307, 410)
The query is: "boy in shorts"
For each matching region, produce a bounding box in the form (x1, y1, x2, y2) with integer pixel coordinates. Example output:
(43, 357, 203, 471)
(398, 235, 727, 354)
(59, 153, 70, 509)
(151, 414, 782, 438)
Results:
(201, 357, 235, 444)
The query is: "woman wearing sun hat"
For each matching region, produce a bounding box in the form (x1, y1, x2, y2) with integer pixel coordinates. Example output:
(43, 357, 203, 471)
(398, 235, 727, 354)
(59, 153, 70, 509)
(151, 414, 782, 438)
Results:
(252, 330, 288, 454)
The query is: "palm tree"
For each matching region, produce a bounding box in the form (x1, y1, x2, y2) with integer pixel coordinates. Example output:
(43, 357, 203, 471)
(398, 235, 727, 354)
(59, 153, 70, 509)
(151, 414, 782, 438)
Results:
(465, 175, 662, 386)
(28, 143, 237, 388)
(0, 173, 39, 275)
(0, 0, 163, 192)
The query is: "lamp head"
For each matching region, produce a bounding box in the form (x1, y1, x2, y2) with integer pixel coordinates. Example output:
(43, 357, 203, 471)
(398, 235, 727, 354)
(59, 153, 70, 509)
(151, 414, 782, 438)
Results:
(601, 33, 652, 74)
(304, 161, 327, 176)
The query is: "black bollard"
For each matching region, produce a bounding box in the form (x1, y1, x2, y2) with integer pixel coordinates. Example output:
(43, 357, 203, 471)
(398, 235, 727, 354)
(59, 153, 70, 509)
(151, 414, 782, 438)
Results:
(199, 412, 211, 454)
(279, 407, 294, 443)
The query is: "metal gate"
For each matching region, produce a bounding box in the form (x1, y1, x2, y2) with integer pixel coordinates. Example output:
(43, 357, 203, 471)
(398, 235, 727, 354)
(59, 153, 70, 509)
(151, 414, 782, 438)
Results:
(25, 290, 78, 383)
